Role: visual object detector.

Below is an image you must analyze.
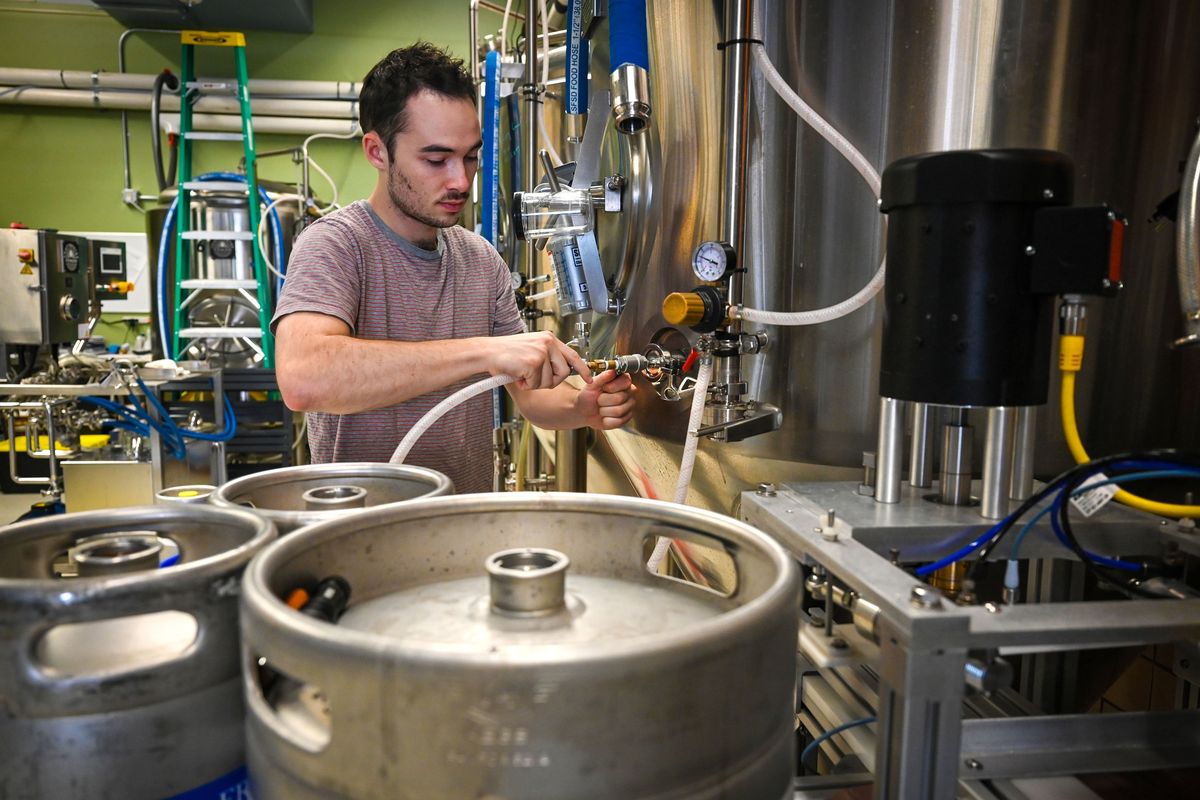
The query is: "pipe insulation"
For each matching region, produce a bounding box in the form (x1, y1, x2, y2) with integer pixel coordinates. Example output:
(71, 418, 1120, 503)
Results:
(1177, 123, 1200, 346)
(159, 113, 360, 137)
(647, 357, 714, 572)
(0, 85, 355, 119)
(0, 67, 359, 99)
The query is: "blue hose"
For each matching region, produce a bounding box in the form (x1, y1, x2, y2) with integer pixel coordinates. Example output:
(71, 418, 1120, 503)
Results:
(609, 0, 650, 71)
(566, 0, 590, 115)
(481, 50, 501, 247)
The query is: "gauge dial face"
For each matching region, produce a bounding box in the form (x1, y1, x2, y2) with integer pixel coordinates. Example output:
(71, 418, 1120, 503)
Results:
(691, 241, 735, 282)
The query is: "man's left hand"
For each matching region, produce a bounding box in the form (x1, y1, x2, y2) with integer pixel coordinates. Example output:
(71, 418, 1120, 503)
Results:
(575, 370, 636, 430)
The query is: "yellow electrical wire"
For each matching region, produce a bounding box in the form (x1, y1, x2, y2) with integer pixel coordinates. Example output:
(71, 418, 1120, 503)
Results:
(1059, 334, 1200, 518)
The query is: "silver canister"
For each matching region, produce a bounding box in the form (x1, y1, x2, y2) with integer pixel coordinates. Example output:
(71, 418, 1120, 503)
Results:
(241, 492, 800, 799)
(0, 504, 275, 799)
(210, 462, 453, 534)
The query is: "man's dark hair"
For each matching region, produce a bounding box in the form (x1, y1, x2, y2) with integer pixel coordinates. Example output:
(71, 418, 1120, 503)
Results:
(359, 42, 475, 157)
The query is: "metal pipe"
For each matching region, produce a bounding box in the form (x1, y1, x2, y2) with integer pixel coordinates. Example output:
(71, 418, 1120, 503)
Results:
(874, 397, 906, 503)
(712, 0, 754, 423)
(939, 418, 973, 506)
(1009, 406, 1037, 501)
(478, 0, 525, 19)
(119, 28, 183, 206)
(1175, 122, 1200, 348)
(470, 0, 481, 82)
(0, 85, 357, 119)
(908, 402, 935, 488)
(980, 407, 1017, 520)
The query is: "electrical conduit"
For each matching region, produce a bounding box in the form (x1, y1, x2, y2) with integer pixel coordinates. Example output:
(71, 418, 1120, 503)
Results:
(735, 0, 886, 327)
(647, 356, 713, 572)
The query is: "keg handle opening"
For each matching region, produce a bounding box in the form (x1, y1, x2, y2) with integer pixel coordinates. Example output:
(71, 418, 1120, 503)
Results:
(641, 527, 739, 598)
(248, 652, 333, 753)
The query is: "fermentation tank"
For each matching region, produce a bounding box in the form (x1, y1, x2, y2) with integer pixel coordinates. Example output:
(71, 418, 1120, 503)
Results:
(547, 0, 1200, 509)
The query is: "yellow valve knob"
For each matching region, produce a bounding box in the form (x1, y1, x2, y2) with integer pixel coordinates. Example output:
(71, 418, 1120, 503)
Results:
(662, 292, 706, 327)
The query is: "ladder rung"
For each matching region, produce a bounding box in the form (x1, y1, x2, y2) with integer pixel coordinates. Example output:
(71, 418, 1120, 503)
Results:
(180, 279, 260, 290)
(186, 81, 235, 91)
(182, 181, 248, 192)
(180, 327, 263, 339)
(184, 132, 245, 141)
(181, 231, 254, 241)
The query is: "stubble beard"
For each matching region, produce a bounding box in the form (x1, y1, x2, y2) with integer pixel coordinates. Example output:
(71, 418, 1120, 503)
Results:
(386, 163, 465, 231)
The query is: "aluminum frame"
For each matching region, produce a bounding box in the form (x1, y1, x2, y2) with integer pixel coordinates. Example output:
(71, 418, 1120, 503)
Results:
(743, 481, 1200, 800)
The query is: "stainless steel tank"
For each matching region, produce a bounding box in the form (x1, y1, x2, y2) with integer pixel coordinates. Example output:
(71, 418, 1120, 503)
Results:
(241, 493, 800, 799)
(551, 0, 1200, 508)
(0, 504, 275, 800)
(210, 462, 454, 534)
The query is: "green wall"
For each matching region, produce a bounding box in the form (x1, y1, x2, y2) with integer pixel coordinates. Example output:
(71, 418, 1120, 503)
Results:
(0, 0, 484, 233)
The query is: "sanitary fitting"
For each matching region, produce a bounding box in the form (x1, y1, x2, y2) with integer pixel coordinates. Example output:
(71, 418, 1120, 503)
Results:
(610, 63, 651, 135)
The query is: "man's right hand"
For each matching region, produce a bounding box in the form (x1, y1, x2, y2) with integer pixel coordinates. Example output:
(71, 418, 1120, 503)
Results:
(487, 331, 592, 389)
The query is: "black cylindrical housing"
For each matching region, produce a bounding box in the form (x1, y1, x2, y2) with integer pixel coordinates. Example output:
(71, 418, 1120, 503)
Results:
(878, 149, 1072, 407)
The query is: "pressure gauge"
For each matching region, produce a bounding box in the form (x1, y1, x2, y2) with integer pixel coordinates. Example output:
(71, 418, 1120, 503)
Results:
(691, 240, 737, 282)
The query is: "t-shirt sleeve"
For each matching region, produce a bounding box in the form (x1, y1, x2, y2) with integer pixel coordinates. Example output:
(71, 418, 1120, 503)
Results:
(491, 250, 526, 337)
(271, 219, 363, 335)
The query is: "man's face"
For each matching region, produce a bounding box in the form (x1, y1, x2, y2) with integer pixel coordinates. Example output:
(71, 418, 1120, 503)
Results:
(383, 90, 482, 230)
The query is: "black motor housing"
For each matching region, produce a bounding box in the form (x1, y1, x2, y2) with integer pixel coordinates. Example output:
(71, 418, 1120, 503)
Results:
(878, 149, 1072, 407)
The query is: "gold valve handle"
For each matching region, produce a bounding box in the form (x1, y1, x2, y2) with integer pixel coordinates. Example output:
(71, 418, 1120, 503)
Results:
(662, 292, 706, 327)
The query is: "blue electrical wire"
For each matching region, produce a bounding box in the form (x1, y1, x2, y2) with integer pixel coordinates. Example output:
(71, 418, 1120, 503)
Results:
(914, 515, 1016, 576)
(1010, 469, 1200, 566)
(917, 458, 1200, 576)
(800, 715, 876, 772)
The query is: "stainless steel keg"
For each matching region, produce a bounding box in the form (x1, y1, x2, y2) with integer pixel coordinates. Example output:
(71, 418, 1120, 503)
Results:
(157, 483, 218, 504)
(0, 504, 275, 800)
(241, 493, 800, 800)
(210, 462, 454, 533)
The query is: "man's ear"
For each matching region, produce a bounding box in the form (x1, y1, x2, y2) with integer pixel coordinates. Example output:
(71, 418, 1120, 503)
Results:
(362, 131, 390, 171)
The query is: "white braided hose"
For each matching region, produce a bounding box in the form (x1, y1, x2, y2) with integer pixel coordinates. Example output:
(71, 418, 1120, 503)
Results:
(737, 0, 886, 328)
(647, 357, 713, 572)
(390, 374, 516, 464)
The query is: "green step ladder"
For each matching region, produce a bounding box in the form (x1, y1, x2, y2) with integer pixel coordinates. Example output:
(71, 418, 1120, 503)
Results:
(172, 30, 274, 367)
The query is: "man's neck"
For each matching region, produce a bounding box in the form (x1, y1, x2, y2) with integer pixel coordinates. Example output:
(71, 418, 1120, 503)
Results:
(366, 187, 440, 250)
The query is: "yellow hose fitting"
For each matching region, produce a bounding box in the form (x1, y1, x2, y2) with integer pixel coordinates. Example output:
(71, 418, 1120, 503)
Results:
(1058, 334, 1085, 373)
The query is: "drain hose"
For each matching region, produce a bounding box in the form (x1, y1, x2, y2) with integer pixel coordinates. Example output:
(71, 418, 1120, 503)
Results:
(647, 357, 713, 572)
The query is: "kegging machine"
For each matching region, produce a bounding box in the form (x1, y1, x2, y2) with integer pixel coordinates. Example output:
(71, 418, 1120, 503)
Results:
(738, 149, 1200, 799)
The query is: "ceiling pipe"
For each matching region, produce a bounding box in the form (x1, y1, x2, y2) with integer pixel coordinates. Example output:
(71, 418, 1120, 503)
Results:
(0, 66, 359, 99)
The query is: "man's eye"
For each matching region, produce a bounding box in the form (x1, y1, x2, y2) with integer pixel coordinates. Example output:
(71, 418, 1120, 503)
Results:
(426, 159, 445, 166)
(465, 155, 479, 163)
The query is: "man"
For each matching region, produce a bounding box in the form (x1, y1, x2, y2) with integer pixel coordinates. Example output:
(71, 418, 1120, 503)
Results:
(274, 43, 635, 493)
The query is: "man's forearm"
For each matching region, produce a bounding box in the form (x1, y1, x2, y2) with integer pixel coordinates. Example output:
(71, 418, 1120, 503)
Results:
(509, 382, 584, 430)
(279, 334, 491, 414)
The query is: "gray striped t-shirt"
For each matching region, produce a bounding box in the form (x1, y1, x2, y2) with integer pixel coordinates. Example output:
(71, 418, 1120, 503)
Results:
(272, 201, 524, 493)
